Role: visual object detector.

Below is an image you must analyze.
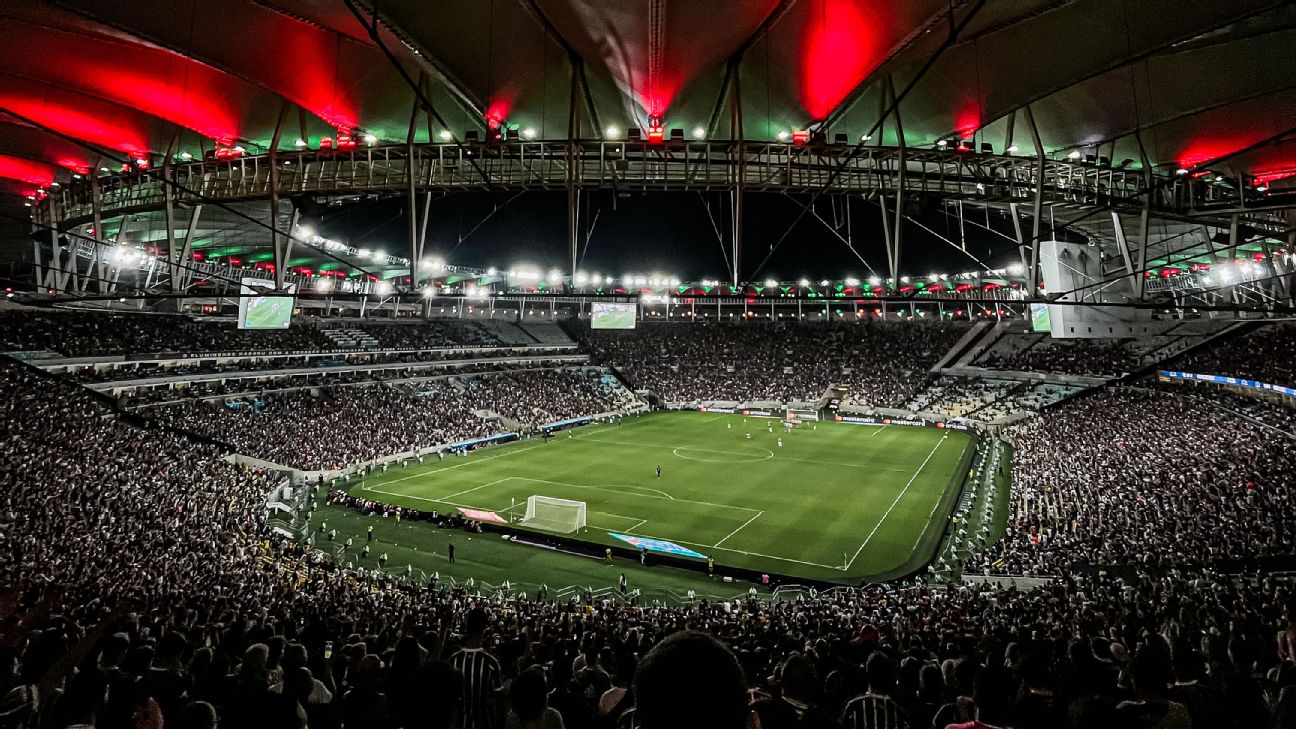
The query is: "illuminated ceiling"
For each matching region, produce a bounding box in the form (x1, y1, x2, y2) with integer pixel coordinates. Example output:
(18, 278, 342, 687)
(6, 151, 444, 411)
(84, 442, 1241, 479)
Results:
(2, 0, 1295, 203)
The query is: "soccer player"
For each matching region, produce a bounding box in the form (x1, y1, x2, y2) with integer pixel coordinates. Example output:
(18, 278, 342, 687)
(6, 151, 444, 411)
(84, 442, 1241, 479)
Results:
(707, 556, 715, 577)
(656, 465, 662, 479)
(619, 573, 628, 594)
(605, 548, 613, 566)
(447, 542, 456, 564)
(777, 437, 783, 447)
(366, 525, 374, 542)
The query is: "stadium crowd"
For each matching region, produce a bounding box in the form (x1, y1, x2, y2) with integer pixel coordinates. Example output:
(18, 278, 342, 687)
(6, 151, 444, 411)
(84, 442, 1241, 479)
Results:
(0, 309, 517, 357)
(4, 309, 1296, 729)
(576, 321, 965, 406)
(979, 339, 1140, 377)
(967, 387, 1296, 575)
(1172, 321, 1296, 386)
(70, 346, 575, 384)
(3, 355, 1296, 729)
(138, 370, 624, 470)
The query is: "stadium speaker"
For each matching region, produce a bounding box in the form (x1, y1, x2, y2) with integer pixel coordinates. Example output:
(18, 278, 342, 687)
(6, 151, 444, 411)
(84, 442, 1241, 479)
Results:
(669, 128, 684, 141)
(465, 130, 480, 142)
(834, 133, 848, 145)
(627, 127, 642, 141)
(980, 143, 994, 154)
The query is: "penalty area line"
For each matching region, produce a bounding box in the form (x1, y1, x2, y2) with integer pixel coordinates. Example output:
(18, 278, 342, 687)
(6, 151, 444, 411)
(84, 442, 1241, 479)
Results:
(367, 442, 550, 490)
(841, 437, 945, 571)
(712, 511, 764, 548)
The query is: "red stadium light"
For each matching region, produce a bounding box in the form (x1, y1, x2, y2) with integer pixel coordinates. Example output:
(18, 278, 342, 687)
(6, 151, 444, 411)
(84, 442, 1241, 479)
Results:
(336, 131, 356, 150)
(791, 129, 810, 147)
(319, 137, 334, 150)
(646, 124, 665, 144)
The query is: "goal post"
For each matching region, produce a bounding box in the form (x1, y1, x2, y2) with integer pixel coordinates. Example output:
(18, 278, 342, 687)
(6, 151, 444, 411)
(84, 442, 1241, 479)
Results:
(786, 408, 820, 422)
(520, 495, 587, 534)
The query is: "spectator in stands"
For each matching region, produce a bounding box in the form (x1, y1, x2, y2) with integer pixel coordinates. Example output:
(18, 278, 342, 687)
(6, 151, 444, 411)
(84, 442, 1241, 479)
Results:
(632, 631, 750, 729)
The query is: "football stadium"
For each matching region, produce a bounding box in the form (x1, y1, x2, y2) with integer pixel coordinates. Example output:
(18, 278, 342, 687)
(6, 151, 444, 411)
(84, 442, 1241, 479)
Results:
(2, 2, 1296, 728)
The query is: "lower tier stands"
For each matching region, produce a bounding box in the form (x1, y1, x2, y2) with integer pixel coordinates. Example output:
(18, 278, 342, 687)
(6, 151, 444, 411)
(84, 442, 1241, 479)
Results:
(967, 387, 1296, 575)
(1, 357, 1295, 729)
(140, 369, 630, 470)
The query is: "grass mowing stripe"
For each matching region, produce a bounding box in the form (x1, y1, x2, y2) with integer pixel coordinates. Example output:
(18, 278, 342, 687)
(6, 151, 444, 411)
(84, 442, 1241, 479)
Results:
(843, 436, 947, 570)
(579, 435, 909, 472)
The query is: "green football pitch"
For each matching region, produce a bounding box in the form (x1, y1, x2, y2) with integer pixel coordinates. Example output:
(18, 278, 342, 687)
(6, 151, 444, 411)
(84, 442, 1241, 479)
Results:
(348, 412, 975, 583)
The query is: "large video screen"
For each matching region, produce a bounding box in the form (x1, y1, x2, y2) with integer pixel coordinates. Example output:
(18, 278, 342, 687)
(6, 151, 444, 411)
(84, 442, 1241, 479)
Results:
(591, 302, 637, 329)
(238, 277, 296, 330)
(1029, 302, 1052, 333)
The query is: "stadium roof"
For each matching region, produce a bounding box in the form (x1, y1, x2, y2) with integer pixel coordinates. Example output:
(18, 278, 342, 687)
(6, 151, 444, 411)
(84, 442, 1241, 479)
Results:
(3, 0, 1296, 206)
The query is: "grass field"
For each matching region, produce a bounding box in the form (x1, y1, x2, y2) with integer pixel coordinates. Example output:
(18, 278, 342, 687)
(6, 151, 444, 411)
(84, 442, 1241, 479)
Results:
(347, 412, 974, 583)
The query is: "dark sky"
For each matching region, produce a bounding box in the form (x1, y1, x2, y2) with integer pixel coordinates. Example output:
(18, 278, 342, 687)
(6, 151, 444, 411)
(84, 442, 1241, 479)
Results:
(304, 190, 1034, 281)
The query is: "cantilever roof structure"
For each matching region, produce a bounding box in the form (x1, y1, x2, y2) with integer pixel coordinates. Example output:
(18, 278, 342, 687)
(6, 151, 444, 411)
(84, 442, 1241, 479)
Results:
(3, 0, 1296, 194)
(4, 0, 1296, 304)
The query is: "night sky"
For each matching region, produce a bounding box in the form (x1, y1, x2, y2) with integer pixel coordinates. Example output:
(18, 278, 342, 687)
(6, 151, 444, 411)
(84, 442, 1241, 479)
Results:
(301, 190, 1037, 281)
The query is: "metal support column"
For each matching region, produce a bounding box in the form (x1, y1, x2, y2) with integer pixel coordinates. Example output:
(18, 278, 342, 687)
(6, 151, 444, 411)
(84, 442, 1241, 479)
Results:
(175, 205, 204, 292)
(887, 76, 905, 283)
(566, 63, 582, 282)
(163, 163, 179, 293)
(730, 60, 745, 286)
(269, 103, 290, 289)
(1023, 105, 1045, 292)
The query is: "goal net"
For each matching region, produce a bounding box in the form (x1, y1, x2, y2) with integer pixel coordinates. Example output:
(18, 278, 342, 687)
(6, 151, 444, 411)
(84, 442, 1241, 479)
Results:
(787, 408, 820, 422)
(520, 495, 587, 534)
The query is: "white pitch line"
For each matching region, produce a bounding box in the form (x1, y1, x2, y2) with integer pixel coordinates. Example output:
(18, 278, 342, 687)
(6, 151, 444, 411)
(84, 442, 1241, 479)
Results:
(509, 476, 760, 513)
(870, 425, 889, 437)
(842, 437, 945, 570)
(624, 518, 648, 534)
(371, 442, 549, 488)
(438, 478, 513, 502)
(711, 511, 764, 548)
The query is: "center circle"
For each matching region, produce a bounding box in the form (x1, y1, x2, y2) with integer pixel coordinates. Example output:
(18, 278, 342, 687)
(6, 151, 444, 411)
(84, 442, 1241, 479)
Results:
(671, 446, 774, 464)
